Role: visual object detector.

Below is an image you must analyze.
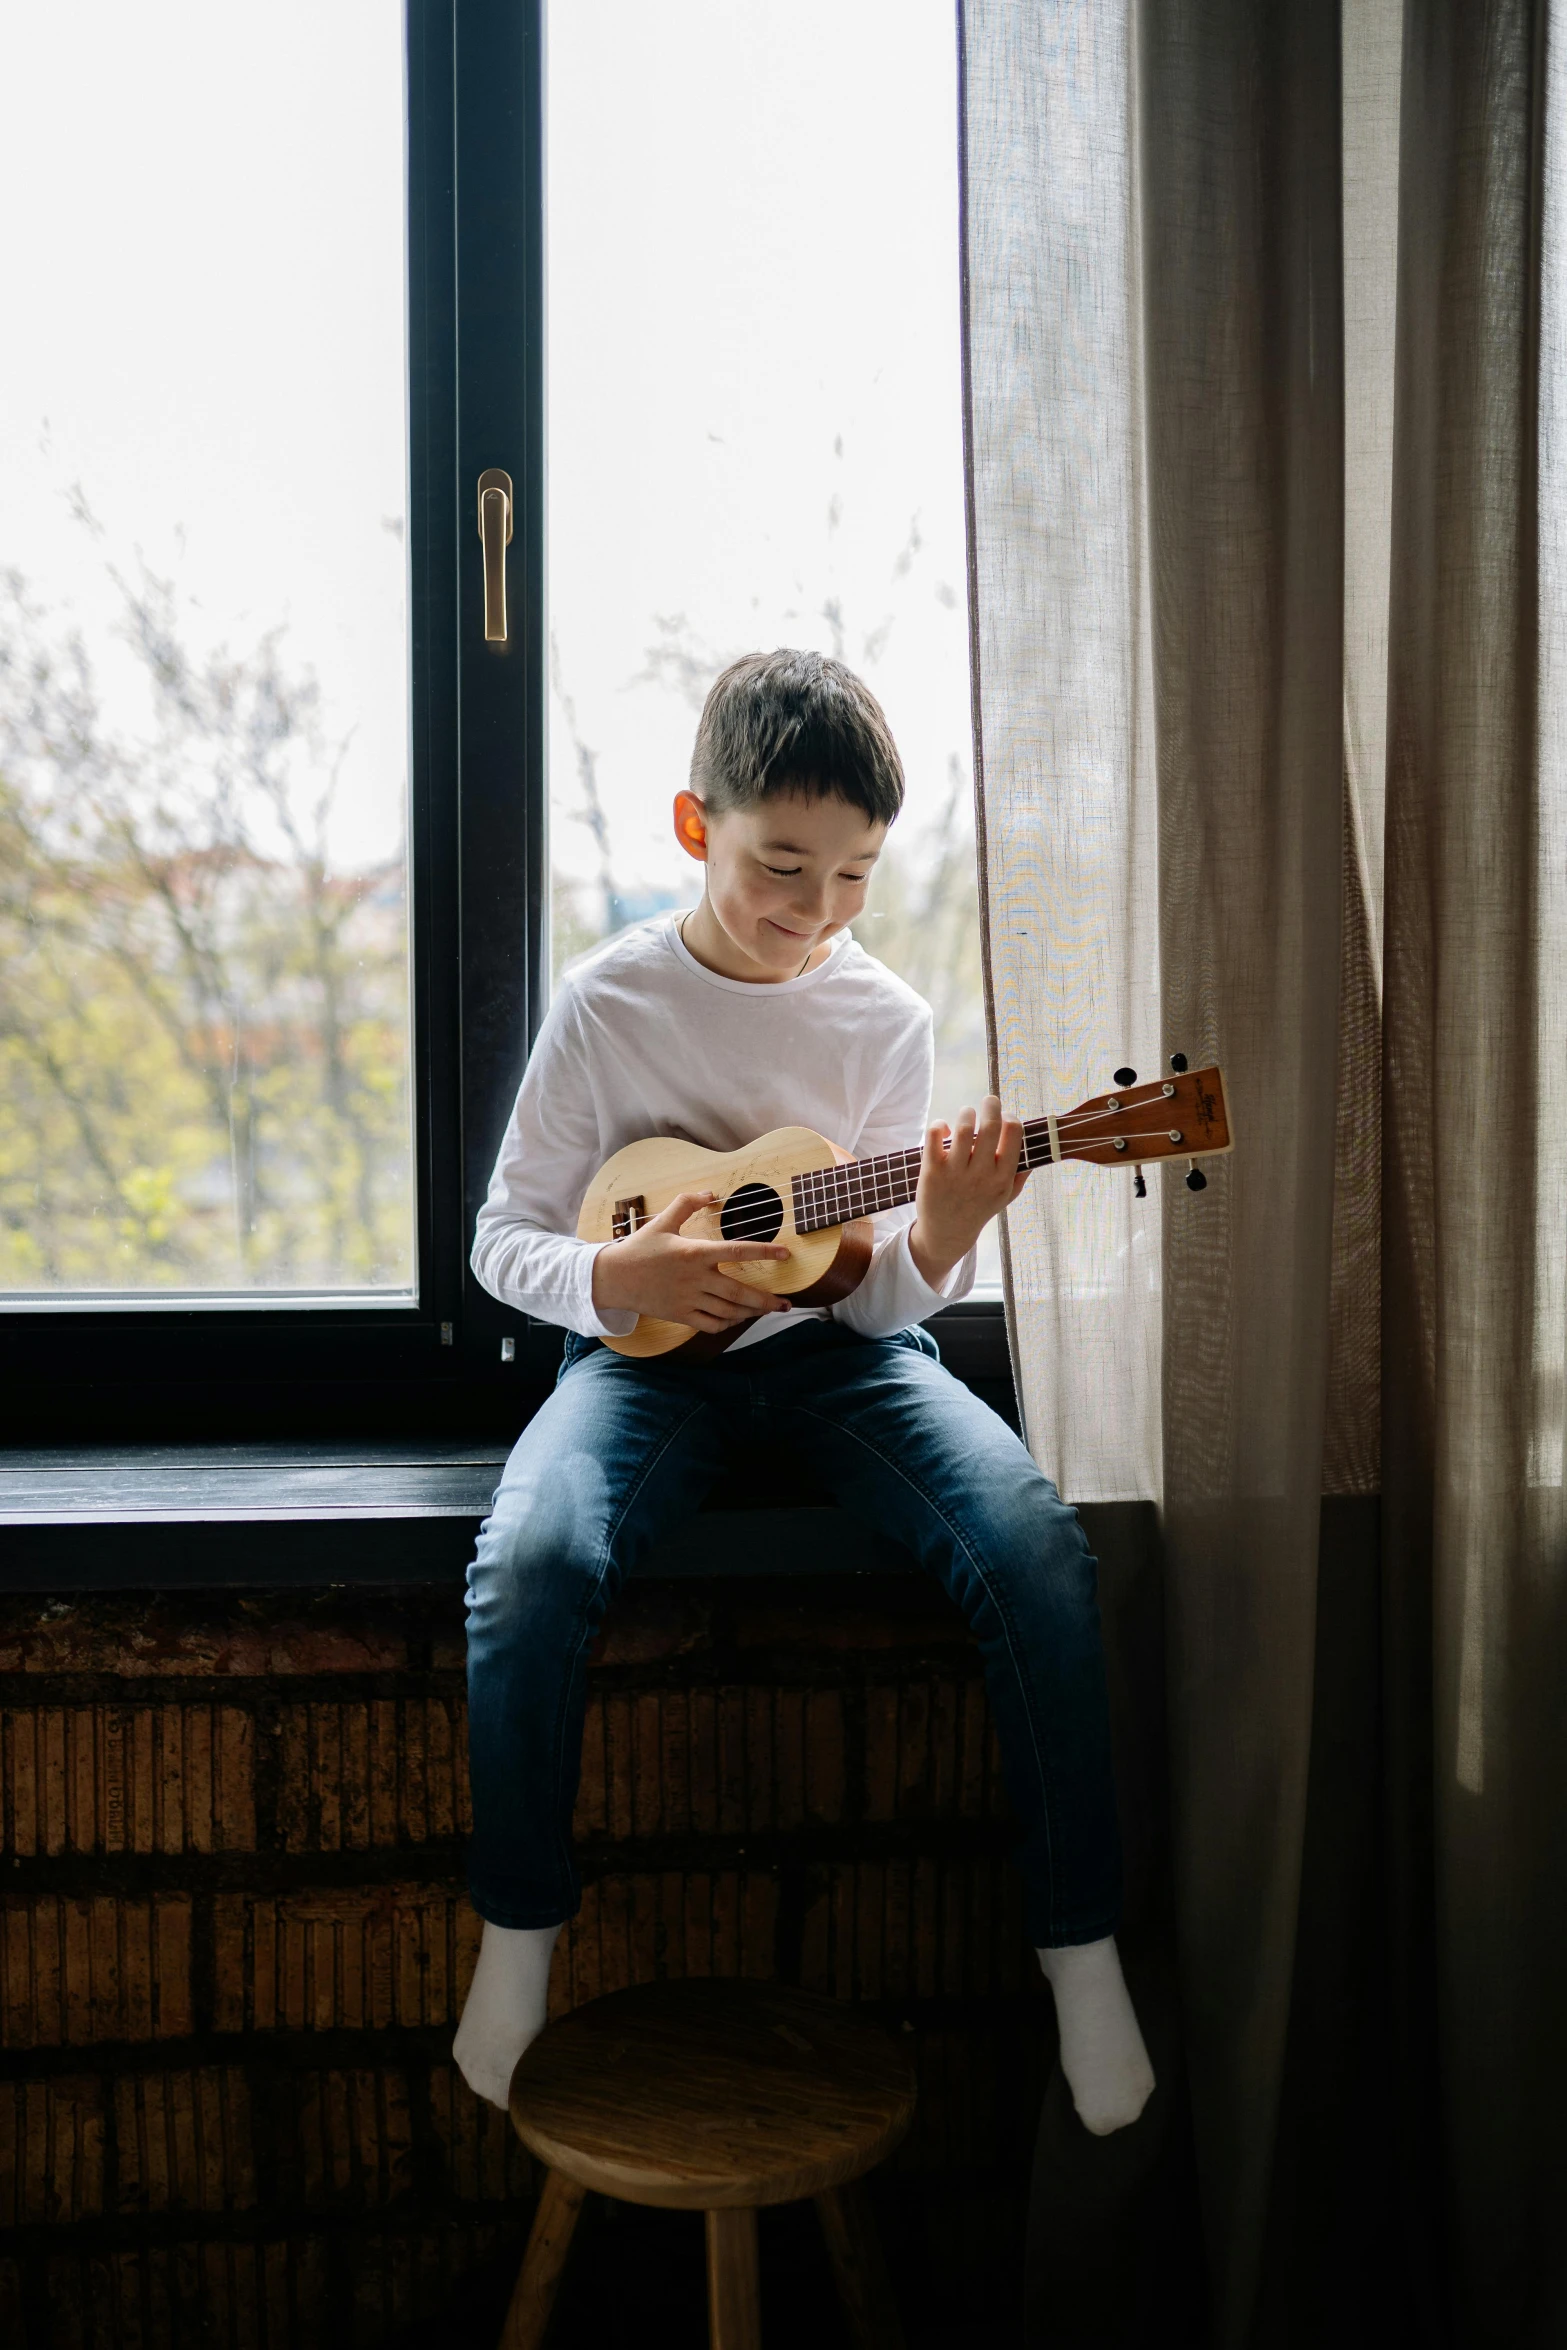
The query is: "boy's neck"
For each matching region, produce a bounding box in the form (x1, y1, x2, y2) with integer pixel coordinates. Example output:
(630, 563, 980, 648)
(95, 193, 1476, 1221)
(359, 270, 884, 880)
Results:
(678, 897, 835, 985)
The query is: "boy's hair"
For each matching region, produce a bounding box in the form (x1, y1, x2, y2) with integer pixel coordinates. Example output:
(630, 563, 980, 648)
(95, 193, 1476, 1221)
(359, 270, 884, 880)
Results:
(689, 649, 904, 827)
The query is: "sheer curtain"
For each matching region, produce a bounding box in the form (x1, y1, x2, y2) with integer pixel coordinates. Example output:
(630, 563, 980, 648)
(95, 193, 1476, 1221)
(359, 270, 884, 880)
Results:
(961, 0, 1567, 2342)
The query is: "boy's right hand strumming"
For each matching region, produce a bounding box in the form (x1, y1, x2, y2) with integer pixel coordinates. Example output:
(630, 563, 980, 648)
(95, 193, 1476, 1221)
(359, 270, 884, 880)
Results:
(590, 1190, 792, 1333)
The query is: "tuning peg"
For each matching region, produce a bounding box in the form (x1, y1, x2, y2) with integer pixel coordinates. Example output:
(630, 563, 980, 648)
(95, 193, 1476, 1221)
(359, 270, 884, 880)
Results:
(1113, 1066, 1137, 1087)
(1170, 1052, 1188, 1073)
(1133, 1169, 1147, 1199)
(1184, 1161, 1207, 1192)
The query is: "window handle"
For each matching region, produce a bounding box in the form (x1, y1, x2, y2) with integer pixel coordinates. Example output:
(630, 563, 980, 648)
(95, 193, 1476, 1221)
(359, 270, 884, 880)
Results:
(476, 468, 513, 643)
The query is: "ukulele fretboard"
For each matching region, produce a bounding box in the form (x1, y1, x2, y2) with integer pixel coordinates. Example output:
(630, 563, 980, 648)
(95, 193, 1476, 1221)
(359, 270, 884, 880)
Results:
(790, 1118, 1055, 1235)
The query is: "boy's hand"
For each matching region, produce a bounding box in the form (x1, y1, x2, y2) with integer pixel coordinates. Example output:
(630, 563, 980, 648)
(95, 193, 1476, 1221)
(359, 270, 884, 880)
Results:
(909, 1095, 1027, 1292)
(591, 1190, 793, 1333)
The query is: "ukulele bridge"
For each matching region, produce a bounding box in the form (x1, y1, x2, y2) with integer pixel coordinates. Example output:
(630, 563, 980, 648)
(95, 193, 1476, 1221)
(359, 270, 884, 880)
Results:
(611, 1195, 647, 1240)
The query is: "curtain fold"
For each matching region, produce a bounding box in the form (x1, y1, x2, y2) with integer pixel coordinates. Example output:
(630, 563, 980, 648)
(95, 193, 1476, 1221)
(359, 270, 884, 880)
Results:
(960, 2, 1163, 1508)
(962, 0, 1567, 2341)
(1140, 8, 1344, 2340)
(1383, 1, 1567, 2333)
(962, 3, 1341, 2338)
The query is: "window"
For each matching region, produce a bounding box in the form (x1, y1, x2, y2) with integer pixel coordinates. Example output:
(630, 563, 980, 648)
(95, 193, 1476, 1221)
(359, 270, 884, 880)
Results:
(1, 1, 543, 1434)
(1, 2, 415, 1302)
(1, 0, 1002, 1442)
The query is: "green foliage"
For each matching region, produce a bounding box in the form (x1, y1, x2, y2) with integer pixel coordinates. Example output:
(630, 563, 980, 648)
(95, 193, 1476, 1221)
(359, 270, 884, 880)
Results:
(0, 567, 413, 1292)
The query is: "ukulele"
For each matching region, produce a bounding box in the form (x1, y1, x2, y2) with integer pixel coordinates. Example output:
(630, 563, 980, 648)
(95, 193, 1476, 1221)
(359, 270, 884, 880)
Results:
(577, 1062, 1232, 1360)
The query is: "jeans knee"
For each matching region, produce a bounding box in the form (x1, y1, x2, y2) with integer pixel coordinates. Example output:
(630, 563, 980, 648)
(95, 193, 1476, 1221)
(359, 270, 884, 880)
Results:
(465, 1487, 606, 1650)
(996, 1481, 1100, 1629)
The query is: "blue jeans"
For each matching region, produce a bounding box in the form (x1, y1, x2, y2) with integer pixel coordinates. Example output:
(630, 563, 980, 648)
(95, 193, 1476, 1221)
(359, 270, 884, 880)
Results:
(464, 1320, 1122, 1949)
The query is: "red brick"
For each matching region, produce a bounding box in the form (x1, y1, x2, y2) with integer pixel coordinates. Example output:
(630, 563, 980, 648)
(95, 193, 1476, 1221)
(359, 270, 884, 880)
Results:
(42, 1708, 68, 1855)
(773, 1688, 806, 1828)
(591, 1587, 711, 1666)
(717, 1688, 746, 1834)
(688, 1688, 718, 1832)
(631, 1692, 662, 1837)
(216, 1708, 256, 1850)
(864, 1685, 900, 1821)
(153, 1898, 193, 2039)
(426, 1700, 457, 1841)
(659, 1688, 691, 1836)
(745, 1687, 774, 1831)
(4, 1710, 38, 1856)
(805, 1690, 845, 1822)
(572, 1693, 606, 1837)
(341, 1703, 371, 1850)
(369, 1700, 399, 1845)
(741, 1872, 778, 1978)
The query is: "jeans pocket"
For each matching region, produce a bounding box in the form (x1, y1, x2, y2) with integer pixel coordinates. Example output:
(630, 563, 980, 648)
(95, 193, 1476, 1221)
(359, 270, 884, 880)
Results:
(557, 1331, 601, 1381)
(894, 1323, 942, 1363)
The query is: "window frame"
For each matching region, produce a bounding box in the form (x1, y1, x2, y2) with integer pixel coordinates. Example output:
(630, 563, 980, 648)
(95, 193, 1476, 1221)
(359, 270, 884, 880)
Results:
(2, 0, 1011, 1446)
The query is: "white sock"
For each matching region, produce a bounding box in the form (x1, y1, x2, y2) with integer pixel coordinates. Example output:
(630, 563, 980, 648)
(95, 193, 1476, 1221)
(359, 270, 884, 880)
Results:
(1037, 1935, 1155, 2136)
(453, 1920, 562, 2110)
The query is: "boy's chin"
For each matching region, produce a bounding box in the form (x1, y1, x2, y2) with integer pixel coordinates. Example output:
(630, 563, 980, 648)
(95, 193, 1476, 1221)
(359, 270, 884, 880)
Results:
(752, 935, 815, 972)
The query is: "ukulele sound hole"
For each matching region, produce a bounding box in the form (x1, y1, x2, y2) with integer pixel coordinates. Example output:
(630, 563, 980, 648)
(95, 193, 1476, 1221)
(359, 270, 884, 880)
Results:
(720, 1182, 784, 1243)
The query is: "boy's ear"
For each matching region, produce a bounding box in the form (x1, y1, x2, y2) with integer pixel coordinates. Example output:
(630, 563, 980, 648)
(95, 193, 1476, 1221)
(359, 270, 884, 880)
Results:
(673, 790, 709, 862)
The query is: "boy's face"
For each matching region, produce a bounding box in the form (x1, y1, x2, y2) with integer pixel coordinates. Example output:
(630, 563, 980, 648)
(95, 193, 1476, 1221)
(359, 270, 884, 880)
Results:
(674, 786, 887, 981)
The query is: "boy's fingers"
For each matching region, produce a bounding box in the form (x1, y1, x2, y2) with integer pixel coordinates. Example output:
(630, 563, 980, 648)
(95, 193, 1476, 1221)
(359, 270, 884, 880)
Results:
(703, 1291, 775, 1323)
(646, 1188, 717, 1231)
(708, 1272, 773, 1307)
(703, 1240, 791, 1263)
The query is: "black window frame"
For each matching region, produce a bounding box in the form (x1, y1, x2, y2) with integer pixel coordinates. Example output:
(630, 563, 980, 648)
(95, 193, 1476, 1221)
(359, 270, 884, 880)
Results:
(2, 0, 1010, 1448)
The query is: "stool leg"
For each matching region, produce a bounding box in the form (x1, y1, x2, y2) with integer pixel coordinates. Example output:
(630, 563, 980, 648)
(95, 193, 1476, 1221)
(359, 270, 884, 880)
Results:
(500, 2167, 587, 2350)
(704, 2206, 762, 2350)
(814, 2181, 906, 2349)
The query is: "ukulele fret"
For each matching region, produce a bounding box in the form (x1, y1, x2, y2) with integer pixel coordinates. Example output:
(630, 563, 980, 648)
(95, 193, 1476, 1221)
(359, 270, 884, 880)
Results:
(790, 1118, 1073, 1234)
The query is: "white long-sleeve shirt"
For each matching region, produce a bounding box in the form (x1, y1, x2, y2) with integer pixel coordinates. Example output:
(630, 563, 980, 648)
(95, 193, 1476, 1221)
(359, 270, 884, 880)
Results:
(471, 914, 975, 1352)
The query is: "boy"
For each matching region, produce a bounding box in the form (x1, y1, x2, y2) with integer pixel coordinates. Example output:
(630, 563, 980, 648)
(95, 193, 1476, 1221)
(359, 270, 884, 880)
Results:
(455, 649, 1154, 2136)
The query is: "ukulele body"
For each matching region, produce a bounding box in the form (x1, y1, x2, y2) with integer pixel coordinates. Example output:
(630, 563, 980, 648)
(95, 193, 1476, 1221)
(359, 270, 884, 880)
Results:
(576, 1125, 875, 1360)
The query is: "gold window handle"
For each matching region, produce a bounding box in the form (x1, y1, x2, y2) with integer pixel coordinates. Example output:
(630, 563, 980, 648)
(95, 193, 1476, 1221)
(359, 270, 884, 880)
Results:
(477, 468, 513, 643)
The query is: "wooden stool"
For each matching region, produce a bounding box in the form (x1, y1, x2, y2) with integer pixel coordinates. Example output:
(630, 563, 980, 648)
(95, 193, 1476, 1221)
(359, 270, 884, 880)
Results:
(501, 1978, 916, 2349)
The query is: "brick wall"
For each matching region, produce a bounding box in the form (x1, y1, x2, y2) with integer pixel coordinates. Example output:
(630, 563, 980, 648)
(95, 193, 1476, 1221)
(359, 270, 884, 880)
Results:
(0, 1572, 1058, 2345)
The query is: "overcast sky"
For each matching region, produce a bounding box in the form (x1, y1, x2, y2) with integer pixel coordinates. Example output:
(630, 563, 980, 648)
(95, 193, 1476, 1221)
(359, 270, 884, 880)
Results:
(1, 1, 970, 914)
(0, 2, 408, 866)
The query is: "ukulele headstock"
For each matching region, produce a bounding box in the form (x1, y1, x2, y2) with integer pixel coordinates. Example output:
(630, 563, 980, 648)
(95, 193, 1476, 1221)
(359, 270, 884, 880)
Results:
(1054, 1065, 1232, 1172)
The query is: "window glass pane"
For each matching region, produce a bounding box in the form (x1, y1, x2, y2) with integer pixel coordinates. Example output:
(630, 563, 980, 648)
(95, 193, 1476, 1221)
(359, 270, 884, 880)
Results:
(0, 2, 414, 1299)
(547, 0, 999, 1285)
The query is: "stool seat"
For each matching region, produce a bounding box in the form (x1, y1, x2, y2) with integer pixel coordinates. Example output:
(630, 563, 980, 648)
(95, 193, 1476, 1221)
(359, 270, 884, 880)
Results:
(509, 1978, 916, 2209)
(501, 1979, 916, 2349)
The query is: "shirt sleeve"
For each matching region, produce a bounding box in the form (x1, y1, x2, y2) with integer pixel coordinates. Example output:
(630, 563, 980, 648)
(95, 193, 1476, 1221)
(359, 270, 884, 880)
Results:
(469, 988, 638, 1338)
(829, 1009, 977, 1338)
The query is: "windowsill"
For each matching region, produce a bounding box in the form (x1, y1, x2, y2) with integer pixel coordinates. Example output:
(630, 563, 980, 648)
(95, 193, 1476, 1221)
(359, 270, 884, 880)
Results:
(0, 1304, 1012, 1590)
(0, 1441, 919, 1591)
